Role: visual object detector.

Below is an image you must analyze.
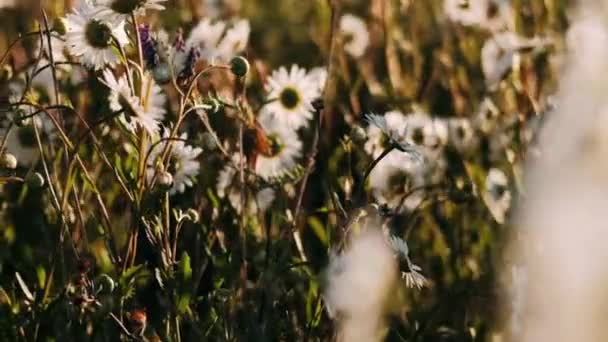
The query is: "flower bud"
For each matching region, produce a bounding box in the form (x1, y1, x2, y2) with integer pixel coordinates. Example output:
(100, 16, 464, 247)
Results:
(27, 172, 45, 189)
(0, 64, 12, 83)
(52, 17, 67, 36)
(350, 125, 367, 144)
(230, 56, 250, 77)
(157, 171, 173, 191)
(153, 62, 172, 85)
(1, 153, 17, 170)
(201, 132, 217, 151)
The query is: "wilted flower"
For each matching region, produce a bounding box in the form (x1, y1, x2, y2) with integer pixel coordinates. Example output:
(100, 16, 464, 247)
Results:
(388, 235, 427, 289)
(339, 14, 369, 58)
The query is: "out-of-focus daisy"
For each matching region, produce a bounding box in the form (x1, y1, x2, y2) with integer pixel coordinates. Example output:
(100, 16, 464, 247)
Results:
(262, 65, 319, 130)
(364, 113, 421, 159)
(308, 67, 328, 94)
(96, 0, 166, 24)
(0, 116, 54, 166)
(182, 18, 249, 64)
(475, 97, 500, 133)
(217, 155, 276, 214)
(482, 168, 511, 223)
(64, 1, 128, 70)
(448, 118, 476, 153)
(215, 19, 250, 62)
(388, 235, 427, 289)
(339, 14, 369, 58)
(254, 111, 302, 180)
(101, 70, 166, 135)
(444, 0, 488, 27)
(482, 31, 550, 88)
(404, 113, 449, 150)
(147, 131, 202, 194)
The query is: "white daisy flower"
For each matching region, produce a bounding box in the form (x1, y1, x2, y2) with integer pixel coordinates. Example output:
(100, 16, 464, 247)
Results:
(146, 131, 203, 194)
(96, 0, 166, 24)
(255, 111, 302, 180)
(182, 18, 250, 65)
(262, 65, 319, 130)
(482, 31, 550, 88)
(448, 118, 476, 153)
(217, 155, 276, 214)
(101, 70, 166, 135)
(404, 113, 449, 149)
(64, 1, 129, 70)
(339, 14, 369, 58)
(482, 168, 511, 224)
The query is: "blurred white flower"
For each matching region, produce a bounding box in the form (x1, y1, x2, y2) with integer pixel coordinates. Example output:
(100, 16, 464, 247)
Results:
(217, 155, 276, 214)
(324, 229, 397, 342)
(64, 1, 129, 70)
(35, 35, 68, 63)
(475, 97, 500, 133)
(255, 111, 302, 180)
(0, 115, 54, 167)
(182, 18, 249, 64)
(482, 168, 511, 224)
(482, 31, 550, 88)
(339, 14, 369, 58)
(262, 65, 319, 130)
(404, 113, 449, 149)
(444, 0, 488, 26)
(215, 19, 250, 62)
(101, 70, 167, 135)
(308, 67, 328, 94)
(96, 0, 166, 24)
(448, 118, 476, 153)
(444, 0, 511, 29)
(147, 131, 202, 194)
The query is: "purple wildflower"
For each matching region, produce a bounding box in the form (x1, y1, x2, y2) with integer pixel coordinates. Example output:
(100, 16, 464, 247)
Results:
(139, 24, 159, 68)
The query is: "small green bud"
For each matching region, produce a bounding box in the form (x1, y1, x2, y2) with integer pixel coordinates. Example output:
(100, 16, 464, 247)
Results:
(157, 171, 173, 191)
(1, 153, 17, 170)
(27, 172, 45, 189)
(201, 132, 217, 151)
(52, 17, 67, 36)
(230, 56, 250, 77)
(98, 274, 116, 293)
